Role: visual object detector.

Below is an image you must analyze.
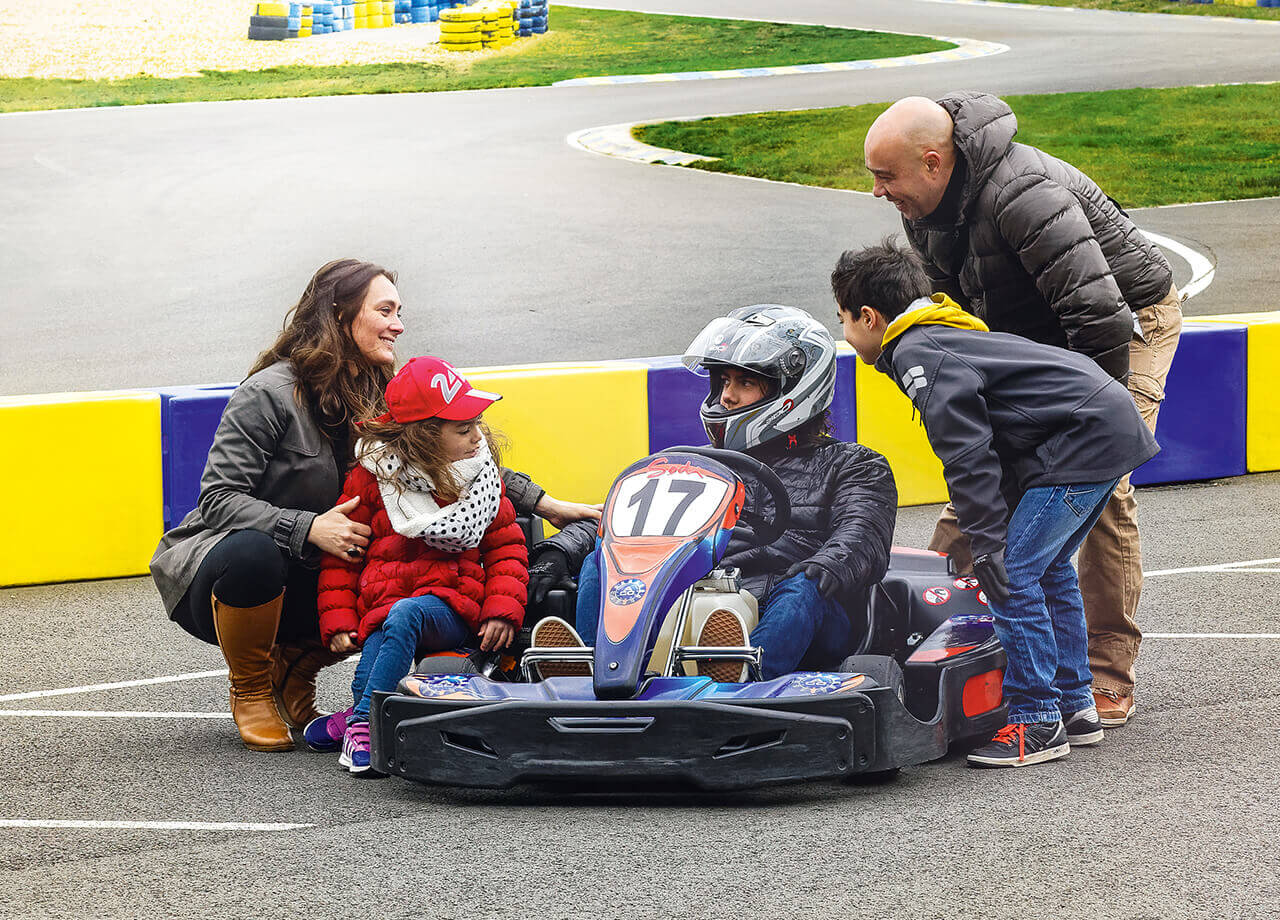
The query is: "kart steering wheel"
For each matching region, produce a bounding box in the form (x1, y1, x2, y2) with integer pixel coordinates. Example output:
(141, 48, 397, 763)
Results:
(655, 446, 791, 546)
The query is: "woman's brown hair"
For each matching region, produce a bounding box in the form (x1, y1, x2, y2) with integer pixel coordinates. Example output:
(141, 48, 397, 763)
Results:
(249, 259, 398, 439)
(356, 416, 506, 505)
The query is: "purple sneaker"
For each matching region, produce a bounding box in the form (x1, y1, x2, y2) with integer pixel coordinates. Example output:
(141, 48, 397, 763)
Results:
(338, 720, 374, 775)
(303, 706, 352, 753)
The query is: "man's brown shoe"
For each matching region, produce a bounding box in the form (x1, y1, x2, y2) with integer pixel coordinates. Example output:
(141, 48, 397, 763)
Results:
(1092, 687, 1137, 728)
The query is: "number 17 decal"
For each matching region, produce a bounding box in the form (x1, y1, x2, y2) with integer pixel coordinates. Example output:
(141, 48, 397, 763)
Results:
(626, 478, 706, 537)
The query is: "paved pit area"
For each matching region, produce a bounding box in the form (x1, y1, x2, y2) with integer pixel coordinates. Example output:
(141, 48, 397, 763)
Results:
(1, 473, 1276, 919)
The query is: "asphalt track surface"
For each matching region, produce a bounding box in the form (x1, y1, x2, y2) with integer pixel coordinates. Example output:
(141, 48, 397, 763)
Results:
(2, 2, 1279, 918)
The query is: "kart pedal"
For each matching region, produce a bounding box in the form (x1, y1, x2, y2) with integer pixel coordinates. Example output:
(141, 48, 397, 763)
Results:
(696, 608, 749, 683)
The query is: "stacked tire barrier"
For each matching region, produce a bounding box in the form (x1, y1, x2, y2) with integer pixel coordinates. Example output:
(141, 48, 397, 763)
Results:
(249, 2, 313, 40)
(480, 2, 516, 48)
(518, 0, 547, 35)
(439, 5, 484, 50)
(248, 0, 543, 41)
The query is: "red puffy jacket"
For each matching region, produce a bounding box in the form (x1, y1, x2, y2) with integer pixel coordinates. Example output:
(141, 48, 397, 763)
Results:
(317, 464, 528, 646)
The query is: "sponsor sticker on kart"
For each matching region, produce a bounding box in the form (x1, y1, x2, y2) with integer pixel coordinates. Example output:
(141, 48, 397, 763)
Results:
(953, 576, 980, 591)
(608, 578, 647, 606)
(923, 586, 951, 606)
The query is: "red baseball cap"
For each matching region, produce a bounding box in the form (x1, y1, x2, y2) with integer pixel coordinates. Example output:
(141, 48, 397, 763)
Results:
(371, 356, 502, 424)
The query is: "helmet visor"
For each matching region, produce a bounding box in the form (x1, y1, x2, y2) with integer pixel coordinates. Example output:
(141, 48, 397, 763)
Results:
(682, 314, 798, 379)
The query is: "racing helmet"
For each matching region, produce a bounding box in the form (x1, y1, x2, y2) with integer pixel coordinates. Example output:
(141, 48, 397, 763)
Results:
(682, 304, 837, 451)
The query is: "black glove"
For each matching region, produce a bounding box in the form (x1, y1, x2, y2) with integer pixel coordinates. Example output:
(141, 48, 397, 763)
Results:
(784, 561, 840, 599)
(972, 550, 1010, 607)
(527, 546, 572, 606)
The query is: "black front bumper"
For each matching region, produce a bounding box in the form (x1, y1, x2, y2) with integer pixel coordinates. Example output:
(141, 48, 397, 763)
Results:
(372, 687, 928, 790)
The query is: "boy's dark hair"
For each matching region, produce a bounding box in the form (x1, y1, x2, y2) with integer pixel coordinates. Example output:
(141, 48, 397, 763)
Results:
(830, 237, 932, 320)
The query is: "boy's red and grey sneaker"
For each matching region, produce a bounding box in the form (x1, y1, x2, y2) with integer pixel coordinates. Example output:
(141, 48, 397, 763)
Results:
(1093, 687, 1137, 727)
(967, 720, 1069, 768)
(1063, 705, 1104, 746)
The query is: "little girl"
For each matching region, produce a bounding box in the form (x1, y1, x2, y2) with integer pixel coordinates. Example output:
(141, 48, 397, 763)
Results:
(307, 355, 528, 774)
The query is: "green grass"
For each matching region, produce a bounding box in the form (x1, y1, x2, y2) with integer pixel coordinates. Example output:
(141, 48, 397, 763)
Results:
(634, 84, 1280, 207)
(994, 0, 1280, 20)
(0, 8, 950, 113)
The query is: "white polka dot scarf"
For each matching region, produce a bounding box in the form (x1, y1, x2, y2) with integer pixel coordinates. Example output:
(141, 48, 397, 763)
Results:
(357, 435, 502, 552)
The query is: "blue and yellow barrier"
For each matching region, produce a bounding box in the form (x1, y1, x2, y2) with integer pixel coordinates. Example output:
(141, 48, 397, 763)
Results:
(2, 312, 1277, 587)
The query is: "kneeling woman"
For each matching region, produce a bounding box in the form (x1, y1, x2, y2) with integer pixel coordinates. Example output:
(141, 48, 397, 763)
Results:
(150, 259, 598, 752)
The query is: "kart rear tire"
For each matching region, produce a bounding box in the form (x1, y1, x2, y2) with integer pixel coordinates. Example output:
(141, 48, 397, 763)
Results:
(838, 654, 904, 702)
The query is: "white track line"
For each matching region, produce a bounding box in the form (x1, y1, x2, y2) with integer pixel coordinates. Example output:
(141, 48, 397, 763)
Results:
(1146, 558, 1280, 577)
(0, 710, 232, 719)
(1141, 230, 1216, 300)
(0, 669, 227, 703)
(0, 819, 312, 831)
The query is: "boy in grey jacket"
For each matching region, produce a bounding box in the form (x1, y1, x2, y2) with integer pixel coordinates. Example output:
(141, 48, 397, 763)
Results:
(832, 241, 1159, 768)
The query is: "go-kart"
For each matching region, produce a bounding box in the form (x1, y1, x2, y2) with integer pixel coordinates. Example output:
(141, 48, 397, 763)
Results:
(369, 447, 1007, 789)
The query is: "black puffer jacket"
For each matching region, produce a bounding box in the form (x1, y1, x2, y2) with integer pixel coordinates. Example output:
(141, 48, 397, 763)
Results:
(537, 437, 897, 615)
(902, 92, 1173, 381)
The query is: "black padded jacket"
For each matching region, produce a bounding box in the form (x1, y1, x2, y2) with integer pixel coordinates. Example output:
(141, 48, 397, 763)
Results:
(537, 437, 898, 615)
(902, 92, 1173, 381)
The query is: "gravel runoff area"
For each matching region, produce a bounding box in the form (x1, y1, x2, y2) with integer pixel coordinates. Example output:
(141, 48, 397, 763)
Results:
(0, 0, 494, 79)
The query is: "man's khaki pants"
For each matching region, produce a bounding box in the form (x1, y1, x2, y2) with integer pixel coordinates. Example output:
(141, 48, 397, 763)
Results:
(928, 284, 1183, 695)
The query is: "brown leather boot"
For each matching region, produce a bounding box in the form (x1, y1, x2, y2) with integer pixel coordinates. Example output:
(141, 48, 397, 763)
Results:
(212, 591, 294, 752)
(271, 640, 347, 729)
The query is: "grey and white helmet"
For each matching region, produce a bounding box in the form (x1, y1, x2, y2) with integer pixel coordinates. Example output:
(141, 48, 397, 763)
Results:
(682, 304, 837, 452)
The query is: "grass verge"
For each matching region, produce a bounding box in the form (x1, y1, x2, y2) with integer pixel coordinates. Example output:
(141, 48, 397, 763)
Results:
(634, 83, 1280, 207)
(991, 0, 1280, 20)
(0, 7, 951, 113)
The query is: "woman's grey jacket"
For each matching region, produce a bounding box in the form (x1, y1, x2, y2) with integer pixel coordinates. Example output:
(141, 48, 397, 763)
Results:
(150, 361, 545, 616)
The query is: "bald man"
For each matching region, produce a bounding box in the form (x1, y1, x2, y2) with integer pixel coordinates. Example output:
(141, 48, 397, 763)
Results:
(864, 91, 1183, 729)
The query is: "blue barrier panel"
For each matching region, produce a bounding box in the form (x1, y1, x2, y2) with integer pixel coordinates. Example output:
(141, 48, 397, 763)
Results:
(643, 350, 858, 454)
(644, 356, 707, 453)
(157, 385, 236, 530)
(1131, 323, 1247, 486)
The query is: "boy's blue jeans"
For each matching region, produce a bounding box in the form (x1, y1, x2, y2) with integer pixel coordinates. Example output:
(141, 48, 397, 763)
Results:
(350, 595, 470, 721)
(992, 479, 1121, 724)
(574, 549, 851, 679)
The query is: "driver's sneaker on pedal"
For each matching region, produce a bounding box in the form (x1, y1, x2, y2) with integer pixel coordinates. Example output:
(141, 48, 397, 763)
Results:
(530, 616, 590, 679)
(696, 608, 749, 683)
(1092, 687, 1136, 727)
(967, 720, 1069, 768)
(1063, 705, 1104, 746)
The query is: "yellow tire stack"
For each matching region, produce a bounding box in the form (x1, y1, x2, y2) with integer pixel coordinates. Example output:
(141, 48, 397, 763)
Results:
(479, 1, 514, 48)
(439, 6, 483, 51)
(379, 0, 392, 26)
(298, 3, 312, 36)
(354, 0, 366, 28)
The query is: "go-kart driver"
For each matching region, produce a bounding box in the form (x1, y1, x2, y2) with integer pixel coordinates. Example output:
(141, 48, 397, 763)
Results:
(527, 305, 898, 680)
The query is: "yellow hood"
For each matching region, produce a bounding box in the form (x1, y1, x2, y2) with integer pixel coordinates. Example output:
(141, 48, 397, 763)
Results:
(882, 294, 989, 349)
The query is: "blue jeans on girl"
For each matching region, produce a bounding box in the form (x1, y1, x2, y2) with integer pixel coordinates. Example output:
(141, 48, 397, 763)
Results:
(350, 594, 470, 721)
(574, 549, 851, 679)
(991, 479, 1122, 724)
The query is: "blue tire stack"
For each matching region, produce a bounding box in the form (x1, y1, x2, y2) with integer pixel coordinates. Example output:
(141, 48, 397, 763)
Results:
(518, 0, 547, 35)
(312, 0, 334, 33)
(410, 0, 431, 22)
(394, 0, 411, 23)
(337, 0, 354, 30)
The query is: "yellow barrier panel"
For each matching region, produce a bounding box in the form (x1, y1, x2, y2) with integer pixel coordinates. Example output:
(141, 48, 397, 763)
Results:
(853, 355, 948, 507)
(463, 362, 650, 510)
(0, 391, 162, 586)
(1186, 311, 1280, 472)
